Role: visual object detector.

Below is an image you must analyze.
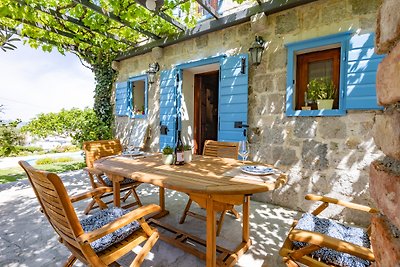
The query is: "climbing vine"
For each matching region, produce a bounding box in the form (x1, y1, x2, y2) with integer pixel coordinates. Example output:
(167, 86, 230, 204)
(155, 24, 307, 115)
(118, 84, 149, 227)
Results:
(92, 59, 116, 128)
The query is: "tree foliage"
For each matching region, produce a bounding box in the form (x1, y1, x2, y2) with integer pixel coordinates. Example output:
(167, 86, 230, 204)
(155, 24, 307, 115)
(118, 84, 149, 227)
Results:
(22, 108, 112, 147)
(0, 119, 24, 157)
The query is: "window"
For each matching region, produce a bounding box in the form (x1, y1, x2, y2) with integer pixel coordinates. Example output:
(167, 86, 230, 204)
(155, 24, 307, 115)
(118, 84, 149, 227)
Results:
(285, 32, 384, 117)
(129, 75, 148, 118)
(295, 48, 341, 110)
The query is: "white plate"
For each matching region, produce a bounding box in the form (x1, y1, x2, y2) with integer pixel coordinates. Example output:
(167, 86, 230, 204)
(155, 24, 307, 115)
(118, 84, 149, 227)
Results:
(240, 165, 275, 176)
(122, 151, 144, 156)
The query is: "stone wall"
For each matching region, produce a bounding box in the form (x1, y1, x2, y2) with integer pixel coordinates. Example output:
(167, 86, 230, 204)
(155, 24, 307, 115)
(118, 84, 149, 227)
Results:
(114, 0, 382, 225)
(371, 0, 400, 265)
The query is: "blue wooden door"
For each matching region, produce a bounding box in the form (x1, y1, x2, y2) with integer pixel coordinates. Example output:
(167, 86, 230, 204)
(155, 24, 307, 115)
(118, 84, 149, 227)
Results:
(218, 54, 249, 142)
(159, 69, 178, 150)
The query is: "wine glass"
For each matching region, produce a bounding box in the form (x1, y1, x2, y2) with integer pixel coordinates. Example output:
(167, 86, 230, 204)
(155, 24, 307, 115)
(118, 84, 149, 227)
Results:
(238, 140, 249, 164)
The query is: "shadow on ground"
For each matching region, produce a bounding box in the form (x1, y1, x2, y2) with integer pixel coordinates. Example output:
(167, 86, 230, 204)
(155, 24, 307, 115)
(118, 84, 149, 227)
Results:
(0, 170, 300, 267)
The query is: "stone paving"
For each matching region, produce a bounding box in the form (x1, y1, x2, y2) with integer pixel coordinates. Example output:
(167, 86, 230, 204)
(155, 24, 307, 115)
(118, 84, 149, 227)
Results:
(0, 169, 300, 267)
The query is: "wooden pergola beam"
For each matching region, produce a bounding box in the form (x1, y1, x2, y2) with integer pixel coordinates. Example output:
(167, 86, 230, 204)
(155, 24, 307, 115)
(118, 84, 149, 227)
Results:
(7, 16, 100, 48)
(117, 0, 317, 60)
(134, 0, 187, 31)
(72, 0, 160, 40)
(15, 0, 136, 46)
(195, 0, 220, 19)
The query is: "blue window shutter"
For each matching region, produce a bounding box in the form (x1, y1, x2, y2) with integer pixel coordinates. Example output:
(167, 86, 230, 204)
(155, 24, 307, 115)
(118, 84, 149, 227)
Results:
(115, 81, 130, 116)
(346, 32, 385, 110)
(218, 54, 248, 142)
(159, 69, 177, 151)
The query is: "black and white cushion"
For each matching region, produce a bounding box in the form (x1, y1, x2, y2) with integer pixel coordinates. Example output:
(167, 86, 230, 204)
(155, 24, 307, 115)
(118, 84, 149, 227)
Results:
(102, 174, 136, 187)
(294, 212, 371, 267)
(80, 207, 140, 252)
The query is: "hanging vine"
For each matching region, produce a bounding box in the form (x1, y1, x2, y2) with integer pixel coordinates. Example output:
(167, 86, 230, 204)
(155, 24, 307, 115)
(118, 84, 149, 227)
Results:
(92, 59, 116, 128)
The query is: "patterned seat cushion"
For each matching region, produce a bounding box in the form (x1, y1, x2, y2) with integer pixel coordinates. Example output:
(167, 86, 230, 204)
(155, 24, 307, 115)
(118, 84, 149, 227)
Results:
(80, 208, 140, 252)
(294, 213, 371, 267)
(102, 174, 136, 187)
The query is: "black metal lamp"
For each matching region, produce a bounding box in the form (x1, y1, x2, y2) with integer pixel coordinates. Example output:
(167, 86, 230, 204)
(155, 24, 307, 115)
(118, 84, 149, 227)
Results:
(147, 62, 160, 84)
(248, 36, 265, 66)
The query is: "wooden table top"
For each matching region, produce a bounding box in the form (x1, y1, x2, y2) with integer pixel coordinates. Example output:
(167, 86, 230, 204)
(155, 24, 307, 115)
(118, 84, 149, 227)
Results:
(94, 154, 287, 195)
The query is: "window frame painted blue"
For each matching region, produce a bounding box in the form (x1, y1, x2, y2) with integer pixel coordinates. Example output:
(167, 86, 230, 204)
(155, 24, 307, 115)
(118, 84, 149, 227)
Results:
(128, 74, 148, 119)
(285, 31, 352, 117)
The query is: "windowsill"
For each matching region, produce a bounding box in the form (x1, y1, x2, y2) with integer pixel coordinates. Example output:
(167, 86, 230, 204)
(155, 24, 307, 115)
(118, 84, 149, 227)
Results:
(286, 109, 346, 117)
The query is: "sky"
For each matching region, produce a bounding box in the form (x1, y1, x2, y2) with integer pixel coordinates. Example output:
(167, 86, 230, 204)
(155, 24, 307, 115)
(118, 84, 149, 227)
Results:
(0, 42, 95, 122)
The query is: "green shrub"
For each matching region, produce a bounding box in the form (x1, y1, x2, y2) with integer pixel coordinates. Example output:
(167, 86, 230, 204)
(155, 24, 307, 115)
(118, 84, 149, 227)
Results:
(307, 78, 336, 101)
(0, 119, 24, 157)
(36, 158, 55, 165)
(55, 157, 73, 163)
(162, 145, 173, 155)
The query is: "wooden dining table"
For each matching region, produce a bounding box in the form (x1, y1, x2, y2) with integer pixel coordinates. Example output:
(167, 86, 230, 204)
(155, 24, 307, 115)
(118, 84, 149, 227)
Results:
(94, 154, 287, 267)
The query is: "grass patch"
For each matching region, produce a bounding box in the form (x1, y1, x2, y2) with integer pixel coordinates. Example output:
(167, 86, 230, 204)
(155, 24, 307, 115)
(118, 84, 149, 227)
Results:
(0, 161, 86, 184)
(36, 157, 73, 165)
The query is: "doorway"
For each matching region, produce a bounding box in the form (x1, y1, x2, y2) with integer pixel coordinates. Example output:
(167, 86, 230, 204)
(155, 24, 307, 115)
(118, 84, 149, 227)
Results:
(194, 71, 219, 154)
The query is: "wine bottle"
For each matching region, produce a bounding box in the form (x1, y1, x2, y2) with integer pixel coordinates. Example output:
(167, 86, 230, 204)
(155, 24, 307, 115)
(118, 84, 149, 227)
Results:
(175, 130, 184, 165)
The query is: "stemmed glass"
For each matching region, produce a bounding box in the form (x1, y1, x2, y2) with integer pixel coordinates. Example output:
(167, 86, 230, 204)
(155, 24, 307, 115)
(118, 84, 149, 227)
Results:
(238, 140, 249, 164)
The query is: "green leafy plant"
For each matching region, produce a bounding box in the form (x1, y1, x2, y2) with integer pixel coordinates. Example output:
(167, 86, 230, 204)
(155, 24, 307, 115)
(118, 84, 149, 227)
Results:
(0, 119, 24, 157)
(0, 28, 19, 52)
(22, 108, 112, 148)
(162, 145, 173, 155)
(183, 144, 191, 151)
(307, 78, 336, 101)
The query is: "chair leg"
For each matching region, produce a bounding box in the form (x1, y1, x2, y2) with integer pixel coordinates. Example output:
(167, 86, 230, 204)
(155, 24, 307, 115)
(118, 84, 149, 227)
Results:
(63, 254, 77, 267)
(282, 256, 300, 267)
(229, 207, 240, 219)
(216, 210, 227, 236)
(122, 190, 132, 202)
(131, 189, 143, 207)
(179, 199, 193, 224)
(130, 231, 159, 267)
(84, 199, 96, 215)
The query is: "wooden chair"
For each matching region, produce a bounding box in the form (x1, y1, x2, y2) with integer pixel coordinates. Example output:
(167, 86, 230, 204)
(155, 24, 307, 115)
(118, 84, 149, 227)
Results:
(19, 161, 160, 267)
(83, 139, 142, 214)
(179, 140, 240, 236)
(279, 194, 378, 267)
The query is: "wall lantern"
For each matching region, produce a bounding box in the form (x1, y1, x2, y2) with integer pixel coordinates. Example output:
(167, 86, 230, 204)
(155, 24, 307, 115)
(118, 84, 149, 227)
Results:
(248, 36, 265, 66)
(147, 62, 160, 84)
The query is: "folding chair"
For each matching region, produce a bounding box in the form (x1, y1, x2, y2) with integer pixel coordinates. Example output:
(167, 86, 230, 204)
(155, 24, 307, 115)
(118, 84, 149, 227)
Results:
(19, 161, 159, 267)
(83, 139, 142, 214)
(280, 194, 378, 267)
(179, 140, 240, 236)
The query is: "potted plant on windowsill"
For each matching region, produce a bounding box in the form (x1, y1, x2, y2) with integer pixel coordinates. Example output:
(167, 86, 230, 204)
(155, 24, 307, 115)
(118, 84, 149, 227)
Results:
(183, 144, 192, 163)
(307, 78, 336, 110)
(162, 145, 174, 165)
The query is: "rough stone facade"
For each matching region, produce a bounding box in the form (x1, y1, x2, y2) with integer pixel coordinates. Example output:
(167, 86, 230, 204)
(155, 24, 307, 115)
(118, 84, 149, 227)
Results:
(114, 0, 382, 225)
(371, 0, 400, 264)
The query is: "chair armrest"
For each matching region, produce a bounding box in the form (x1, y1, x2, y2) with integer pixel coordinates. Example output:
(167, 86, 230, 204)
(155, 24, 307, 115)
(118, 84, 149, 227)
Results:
(288, 229, 375, 261)
(70, 187, 113, 203)
(84, 167, 104, 176)
(77, 204, 161, 243)
(305, 194, 379, 214)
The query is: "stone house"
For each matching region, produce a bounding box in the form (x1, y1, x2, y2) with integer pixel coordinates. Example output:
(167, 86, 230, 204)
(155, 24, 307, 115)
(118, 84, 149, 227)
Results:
(112, 0, 383, 225)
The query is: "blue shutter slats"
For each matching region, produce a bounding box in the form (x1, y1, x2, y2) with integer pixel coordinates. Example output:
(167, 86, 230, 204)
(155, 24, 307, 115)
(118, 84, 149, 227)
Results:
(346, 33, 384, 110)
(115, 81, 130, 116)
(218, 54, 248, 142)
(159, 69, 177, 150)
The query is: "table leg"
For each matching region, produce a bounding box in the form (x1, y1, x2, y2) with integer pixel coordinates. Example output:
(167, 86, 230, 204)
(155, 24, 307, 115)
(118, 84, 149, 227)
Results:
(243, 195, 250, 242)
(152, 186, 169, 219)
(206, 196, 216, 267)
(110, 174, 123, 207)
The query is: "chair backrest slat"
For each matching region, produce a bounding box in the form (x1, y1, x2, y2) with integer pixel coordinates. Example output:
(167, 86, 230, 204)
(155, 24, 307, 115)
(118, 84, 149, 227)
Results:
(19, 161, 84, 249)
(83, 139, 123, 168)
(202, 140, 239, 159)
